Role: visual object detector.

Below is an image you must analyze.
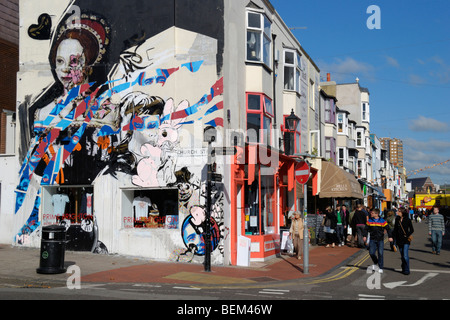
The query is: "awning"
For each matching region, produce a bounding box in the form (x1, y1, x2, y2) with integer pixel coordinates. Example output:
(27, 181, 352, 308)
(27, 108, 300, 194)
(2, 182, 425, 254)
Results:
(319, 161, 363, 199)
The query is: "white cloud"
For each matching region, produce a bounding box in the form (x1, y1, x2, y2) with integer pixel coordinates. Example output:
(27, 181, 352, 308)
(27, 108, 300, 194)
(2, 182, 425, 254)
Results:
(408, 116, 449, 132)
(408, 74, 426, 86)
(318, 57, 375, 82)
(385, 56, 399, 68)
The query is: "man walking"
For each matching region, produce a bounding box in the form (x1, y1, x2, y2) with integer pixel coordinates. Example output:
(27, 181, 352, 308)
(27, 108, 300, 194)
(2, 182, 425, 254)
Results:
(428, 205, 445, 255)
(363, 208, 393, 273)
(353, 204, 368, 248)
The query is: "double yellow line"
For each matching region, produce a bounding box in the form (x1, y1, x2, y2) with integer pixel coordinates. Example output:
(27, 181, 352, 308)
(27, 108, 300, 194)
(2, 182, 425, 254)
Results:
(305, 251, 371, 285)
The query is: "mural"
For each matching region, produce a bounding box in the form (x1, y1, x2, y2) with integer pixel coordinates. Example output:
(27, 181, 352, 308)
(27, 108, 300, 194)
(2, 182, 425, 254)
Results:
(15, 0, 225, 261)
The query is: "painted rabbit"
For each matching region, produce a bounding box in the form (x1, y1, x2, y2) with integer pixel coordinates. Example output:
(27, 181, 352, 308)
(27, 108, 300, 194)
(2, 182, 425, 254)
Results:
(132, 98, 189, 187)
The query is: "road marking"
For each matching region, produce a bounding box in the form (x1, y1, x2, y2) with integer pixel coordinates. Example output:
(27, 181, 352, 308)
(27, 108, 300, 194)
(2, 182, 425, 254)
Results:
(384, 272, 438, 289)
(395, 269, 450, 274)
(173, 286, 201, 290)
(133, 284, 162, 288)
(258, 288, 290, 295)
(358, 294, 385, 300)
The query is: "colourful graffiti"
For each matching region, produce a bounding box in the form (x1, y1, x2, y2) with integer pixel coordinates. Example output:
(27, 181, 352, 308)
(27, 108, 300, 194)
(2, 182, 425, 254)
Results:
(16, 1, 225, 260)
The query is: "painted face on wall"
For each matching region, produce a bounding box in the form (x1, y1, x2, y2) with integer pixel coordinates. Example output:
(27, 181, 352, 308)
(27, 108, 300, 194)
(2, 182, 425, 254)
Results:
(55, 38, 87, 93)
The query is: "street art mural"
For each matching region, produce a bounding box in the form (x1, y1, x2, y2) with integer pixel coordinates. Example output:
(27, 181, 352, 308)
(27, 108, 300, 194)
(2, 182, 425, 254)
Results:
(15, 0, 225, 261)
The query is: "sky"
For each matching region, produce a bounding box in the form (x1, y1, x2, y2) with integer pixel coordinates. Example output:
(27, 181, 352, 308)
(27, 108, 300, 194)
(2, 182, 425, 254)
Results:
(274, 0, 450, 186)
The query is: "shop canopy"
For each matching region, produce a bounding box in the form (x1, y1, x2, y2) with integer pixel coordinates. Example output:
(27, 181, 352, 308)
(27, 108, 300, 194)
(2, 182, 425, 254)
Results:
(319, 161, 363, 199)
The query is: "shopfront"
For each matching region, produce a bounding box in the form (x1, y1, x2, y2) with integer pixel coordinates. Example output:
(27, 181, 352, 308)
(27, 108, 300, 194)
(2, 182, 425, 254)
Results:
(230, 144, 298, 263)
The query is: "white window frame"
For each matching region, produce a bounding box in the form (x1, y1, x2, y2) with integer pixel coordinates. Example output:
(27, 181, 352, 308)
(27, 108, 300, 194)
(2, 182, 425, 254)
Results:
(356, 128, 365, 147)
(357, 159, 366, 178)
(337, 112, 348, 135)
(246, 10, 272, 68)
(362, 102, 370, 123)
(283, 49, 301, 93)
(338, 147, 347, 167)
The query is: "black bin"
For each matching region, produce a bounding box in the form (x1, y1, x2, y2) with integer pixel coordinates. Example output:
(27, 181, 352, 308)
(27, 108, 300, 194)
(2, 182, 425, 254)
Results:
(36, 225, 67, 274)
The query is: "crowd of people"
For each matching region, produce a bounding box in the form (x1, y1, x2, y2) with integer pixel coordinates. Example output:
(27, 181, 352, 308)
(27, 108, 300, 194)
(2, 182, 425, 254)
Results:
(296, 203, 447, 275)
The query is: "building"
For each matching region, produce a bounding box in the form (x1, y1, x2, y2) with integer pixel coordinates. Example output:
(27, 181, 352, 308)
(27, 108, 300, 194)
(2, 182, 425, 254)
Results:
(1, 0, 348, 266)
(380, 137, 404, 170)
(0, 0, 18, 155)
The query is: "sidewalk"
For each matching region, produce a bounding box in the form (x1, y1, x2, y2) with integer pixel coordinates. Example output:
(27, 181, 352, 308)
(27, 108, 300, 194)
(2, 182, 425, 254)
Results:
(0, 242, 362, 287)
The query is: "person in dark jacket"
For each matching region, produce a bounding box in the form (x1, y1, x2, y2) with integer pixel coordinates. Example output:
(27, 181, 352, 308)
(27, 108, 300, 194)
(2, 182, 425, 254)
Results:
(352, 204, 368, 248)
(393, 207, 414, 275)
(363, 208, 393, 273)
(324, 206, 338, 248)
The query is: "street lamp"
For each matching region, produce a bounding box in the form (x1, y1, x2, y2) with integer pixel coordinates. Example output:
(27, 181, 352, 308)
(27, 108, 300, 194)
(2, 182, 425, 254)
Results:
(285, 109, 300, 131)
(282, 109, 300, 155)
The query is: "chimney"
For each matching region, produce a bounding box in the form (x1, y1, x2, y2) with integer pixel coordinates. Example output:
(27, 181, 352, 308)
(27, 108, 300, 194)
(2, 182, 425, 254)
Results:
(327, 73, 331, 81)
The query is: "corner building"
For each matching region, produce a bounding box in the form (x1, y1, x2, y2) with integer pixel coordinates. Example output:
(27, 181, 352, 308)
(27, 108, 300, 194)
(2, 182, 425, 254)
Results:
(12, 0, 323, 266)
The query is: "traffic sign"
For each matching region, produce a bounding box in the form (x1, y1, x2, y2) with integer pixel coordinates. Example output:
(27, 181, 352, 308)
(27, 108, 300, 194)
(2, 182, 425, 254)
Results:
(295, 161, 310, 184)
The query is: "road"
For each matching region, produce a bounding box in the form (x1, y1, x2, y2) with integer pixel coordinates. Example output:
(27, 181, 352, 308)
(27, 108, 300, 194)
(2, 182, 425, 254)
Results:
(1, 219, 448, 302)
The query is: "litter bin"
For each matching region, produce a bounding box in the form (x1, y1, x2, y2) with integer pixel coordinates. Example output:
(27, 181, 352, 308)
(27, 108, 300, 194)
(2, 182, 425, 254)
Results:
(36, 225, 67, 274)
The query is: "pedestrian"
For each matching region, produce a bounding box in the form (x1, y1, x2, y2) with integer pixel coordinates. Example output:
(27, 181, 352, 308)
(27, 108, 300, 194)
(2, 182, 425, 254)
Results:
(363, 208, 393, 274)
(386, 210, 397, 252)
(353, 204, 368, 248)
(393, 207, 414, 275)
(428, 205, 445, 255)
(341, 204, 350, 245)
(335, 205, 346, 246)
(289, 211, 304, 259)
(409, 207, 415, 220)
(324, 206, 338, 248)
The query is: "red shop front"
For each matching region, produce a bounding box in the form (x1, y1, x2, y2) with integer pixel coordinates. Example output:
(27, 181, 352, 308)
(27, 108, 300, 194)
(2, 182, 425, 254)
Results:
(230, 144, 300, 264)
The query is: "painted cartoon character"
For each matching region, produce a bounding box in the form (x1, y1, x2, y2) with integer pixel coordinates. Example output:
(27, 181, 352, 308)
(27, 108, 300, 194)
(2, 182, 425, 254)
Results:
(132, 98, 189, 187)
(181, 205, 220, 256)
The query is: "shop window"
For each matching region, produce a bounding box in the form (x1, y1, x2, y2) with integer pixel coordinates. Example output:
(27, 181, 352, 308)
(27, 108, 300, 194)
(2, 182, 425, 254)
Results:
(244, 165, 276, 235)
(42, 186, 94, 226)
(126, 189, 179, 229)
(246, 10, 271, 67)
(246, 93, 273, 144)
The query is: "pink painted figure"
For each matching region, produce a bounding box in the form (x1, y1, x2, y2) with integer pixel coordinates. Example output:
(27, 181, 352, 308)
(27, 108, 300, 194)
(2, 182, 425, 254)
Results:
(132, 98, 189, 187)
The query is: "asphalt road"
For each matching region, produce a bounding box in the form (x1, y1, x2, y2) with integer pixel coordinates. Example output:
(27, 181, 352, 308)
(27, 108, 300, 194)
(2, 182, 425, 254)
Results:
(0, 219, 448, 302)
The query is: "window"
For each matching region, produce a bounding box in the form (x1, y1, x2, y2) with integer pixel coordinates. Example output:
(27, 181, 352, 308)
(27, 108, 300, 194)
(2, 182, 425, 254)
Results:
(338, 147, 346, 167)
(356, 128, 365, 147)
(325, 137, 336, 163)
(309, 80, 315, 110)
(246, 93, 273, 144)
(244, 165, 276, 236)
(123, 189, 179, 229)
(246, 11, 271, 67)
(362, 102, 370, 122)
(337, 112, 347, 135)
(324, 99, 335, 123)
(357, 159, 365, 178)
(283, 49, 301, 92)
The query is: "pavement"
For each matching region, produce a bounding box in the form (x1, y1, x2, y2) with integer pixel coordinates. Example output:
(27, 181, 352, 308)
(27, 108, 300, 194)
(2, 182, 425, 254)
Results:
(0, 240, 363, 288)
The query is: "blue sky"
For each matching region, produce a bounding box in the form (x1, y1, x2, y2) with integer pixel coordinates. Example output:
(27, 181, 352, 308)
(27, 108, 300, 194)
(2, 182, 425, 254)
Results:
(274, 0, 450, 185)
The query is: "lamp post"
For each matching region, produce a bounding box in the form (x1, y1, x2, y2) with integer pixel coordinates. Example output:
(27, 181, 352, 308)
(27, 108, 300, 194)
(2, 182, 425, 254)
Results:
(293, 152, 313, 275)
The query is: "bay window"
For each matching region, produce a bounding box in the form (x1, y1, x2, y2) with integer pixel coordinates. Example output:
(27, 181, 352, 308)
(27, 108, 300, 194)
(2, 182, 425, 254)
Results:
(246, 93, 273, 144)
(284, 49, 301, 92)
(246, 10, 272, 67)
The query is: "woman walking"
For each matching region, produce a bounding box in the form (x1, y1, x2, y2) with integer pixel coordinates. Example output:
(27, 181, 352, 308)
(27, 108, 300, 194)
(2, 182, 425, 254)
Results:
(393, 207, 414, 275)
(289, 211, 304, 259)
